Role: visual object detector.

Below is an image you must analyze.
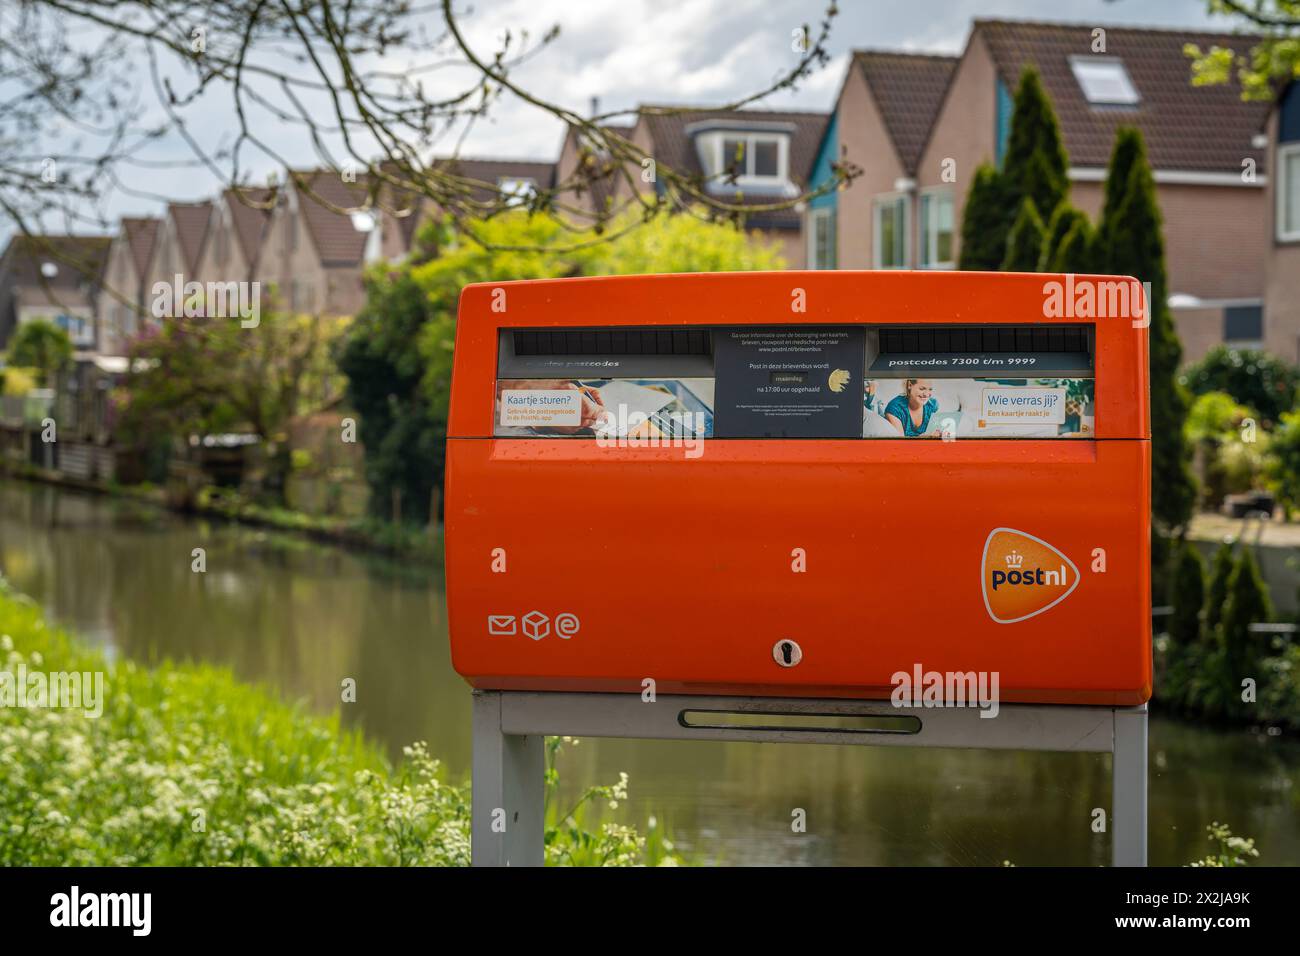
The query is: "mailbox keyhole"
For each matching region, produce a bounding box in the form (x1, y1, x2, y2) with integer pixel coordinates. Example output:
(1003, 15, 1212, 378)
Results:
(772, 639, 802, 667)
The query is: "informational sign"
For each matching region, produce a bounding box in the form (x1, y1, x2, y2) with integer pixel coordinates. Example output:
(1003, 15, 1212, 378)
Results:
(498, 389, 582, 429)
(712, 327, 865, 438)
(980, 387, 1067, 425)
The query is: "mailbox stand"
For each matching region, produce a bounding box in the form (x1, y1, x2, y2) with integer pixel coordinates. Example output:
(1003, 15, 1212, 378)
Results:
(471, 691, 1147, 867)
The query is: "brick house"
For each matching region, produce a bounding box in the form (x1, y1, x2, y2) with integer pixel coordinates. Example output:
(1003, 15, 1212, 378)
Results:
(256, 171, 372, 317)
(140, 201, 214, 327)
(98, 217, 159, 356)
(1263, 83, 1300, 362)
(808, 20, 1272, 363)
(556, 107, 828, 266)
(374, 158, 559, 264)
(0, 234, 111, 352)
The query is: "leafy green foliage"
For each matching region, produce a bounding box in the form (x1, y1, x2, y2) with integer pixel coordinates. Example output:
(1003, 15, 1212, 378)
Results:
(120, 310, 347, 501)
(1189, 822, 1259, 867)
(1269, 410, 1300, 514)
(0, 581, 677, 866)
(1000, 198, 1046, 272)
(1205, 542, 1235, 636)
(1221, 545, 1273, 674)
(1169, 541, 1206, 648)
(1185, 2, 1300, 100)
(1182, 346, 1300, 428)
(339, 211, 782, 526)
(7, 320, 72, 387)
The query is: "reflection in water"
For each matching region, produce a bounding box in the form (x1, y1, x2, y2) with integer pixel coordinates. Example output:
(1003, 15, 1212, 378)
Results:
(2, 480, 1297, 865)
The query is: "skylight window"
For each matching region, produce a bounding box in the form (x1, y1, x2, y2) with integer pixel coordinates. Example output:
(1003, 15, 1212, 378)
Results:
(1070, 56, 1139, 106)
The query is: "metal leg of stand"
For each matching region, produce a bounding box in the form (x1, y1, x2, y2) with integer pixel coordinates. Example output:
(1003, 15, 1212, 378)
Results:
(1111, 704, 1148, 867)
(471, 691, 545, 867)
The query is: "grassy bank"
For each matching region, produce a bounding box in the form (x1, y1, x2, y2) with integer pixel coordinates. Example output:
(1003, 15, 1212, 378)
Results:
(0, 581, 675, 866)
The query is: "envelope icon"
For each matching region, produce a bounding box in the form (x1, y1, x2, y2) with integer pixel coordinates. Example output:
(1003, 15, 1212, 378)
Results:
(487, 614, 516, 635)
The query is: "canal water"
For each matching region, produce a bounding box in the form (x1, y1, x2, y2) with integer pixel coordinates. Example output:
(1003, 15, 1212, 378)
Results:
(2, 479, 1296, 866)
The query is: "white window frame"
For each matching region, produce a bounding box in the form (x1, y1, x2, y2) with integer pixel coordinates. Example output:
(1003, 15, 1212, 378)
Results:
(699, 131, 790, 187)
(918, 187, 955, 269)
(872, 192, 910, 270)
(807, 207, 836, 270)
(1277, 142, 1300, 242)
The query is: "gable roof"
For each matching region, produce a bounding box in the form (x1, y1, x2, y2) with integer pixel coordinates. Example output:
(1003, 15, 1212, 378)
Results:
(853, 51, 959, 175)
(639, 106, 829, 228)
(222, 187, 275, 266)
(974, 19, 1269, 174)
(167, 202, 213, 273)
(120, 218, 160, 278)
(0, 234, 110, 289)
(287, 170, 372, 267)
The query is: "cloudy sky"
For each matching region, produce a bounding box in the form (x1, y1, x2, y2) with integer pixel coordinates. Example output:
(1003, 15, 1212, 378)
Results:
(449, 0, 1226, 158)
(22, 0, 1241, 230)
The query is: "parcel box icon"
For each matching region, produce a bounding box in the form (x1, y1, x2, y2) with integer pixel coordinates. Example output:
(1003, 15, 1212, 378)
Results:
(444, 272, 1152, 705)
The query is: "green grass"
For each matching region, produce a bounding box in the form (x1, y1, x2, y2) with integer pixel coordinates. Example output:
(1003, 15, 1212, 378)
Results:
(0, 580, 677, 866)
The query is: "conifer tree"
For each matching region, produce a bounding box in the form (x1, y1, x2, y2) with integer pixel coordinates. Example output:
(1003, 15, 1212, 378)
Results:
(1000, 197, 1046, 272)
(1098, 128, 1197, 534)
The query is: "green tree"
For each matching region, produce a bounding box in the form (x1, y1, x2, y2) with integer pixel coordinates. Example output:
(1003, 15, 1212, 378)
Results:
(1170, 541, 1207, 647)
(1002, 67, 1070, 227)
(1269, 410, 1300, 515)
(120, 308, 346, 502)
(1097, 128, 1197, 535)
(339, 210, 783, 526)
(1000, 198, 1046, 272)
(957, 164, 1009, 270)
(1094, 129, 1140, 263)
(1186, 2, 1300, 99)
(1182, 346, 1300, 427)
(1039, 203, 1093, 273)
(1220, 546, 1273, 678)
(7, 319, 72, 387)
(1205, 541, 1235, 635)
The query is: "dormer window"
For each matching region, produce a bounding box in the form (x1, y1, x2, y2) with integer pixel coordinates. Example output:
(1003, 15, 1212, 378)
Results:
(688, 122, 796, 196)
(1069, 56, 1139, 106)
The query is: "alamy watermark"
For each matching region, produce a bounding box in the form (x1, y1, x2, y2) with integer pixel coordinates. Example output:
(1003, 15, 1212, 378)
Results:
(151, 273, 261, 328)
(891, 664, 1000, 719)
(594, 405, 707, 459)
(0, 663, 104, 718)
(1042, 275, 1151, 328)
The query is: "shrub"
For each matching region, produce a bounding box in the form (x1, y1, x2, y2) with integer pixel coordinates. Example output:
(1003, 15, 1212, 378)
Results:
(1183, 346, 1300, 428)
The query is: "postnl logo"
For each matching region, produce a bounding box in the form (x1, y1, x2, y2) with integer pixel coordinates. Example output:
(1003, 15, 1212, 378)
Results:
(981, 528, 1079, 624)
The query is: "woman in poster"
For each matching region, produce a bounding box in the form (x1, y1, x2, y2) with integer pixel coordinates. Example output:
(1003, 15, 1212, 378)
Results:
(884, 379, 939, 437)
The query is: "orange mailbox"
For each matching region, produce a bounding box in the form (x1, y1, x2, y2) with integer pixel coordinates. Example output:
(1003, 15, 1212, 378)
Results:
(445, 272, 1152, 706)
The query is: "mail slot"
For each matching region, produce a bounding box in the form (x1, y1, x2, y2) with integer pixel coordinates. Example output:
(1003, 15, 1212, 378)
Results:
(445, 272, 1152, 705)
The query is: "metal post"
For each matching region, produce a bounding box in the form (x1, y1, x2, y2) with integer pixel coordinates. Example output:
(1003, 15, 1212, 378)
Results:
(469, 691, 1148, 867)
(1111, 703, 1148, 867)
(471, 691, 545, 867)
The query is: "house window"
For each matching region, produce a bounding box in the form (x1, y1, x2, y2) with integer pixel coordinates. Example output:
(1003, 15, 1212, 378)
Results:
(1069, 56, 1140, 106)
(1277, 143, 1300, 242)
(707, 132, 789, 185)
(919, 189, 954, 268)
(873, 194, 909, 269)
(1224, 304, 1263, 343)
(808, 207, 836, 270)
